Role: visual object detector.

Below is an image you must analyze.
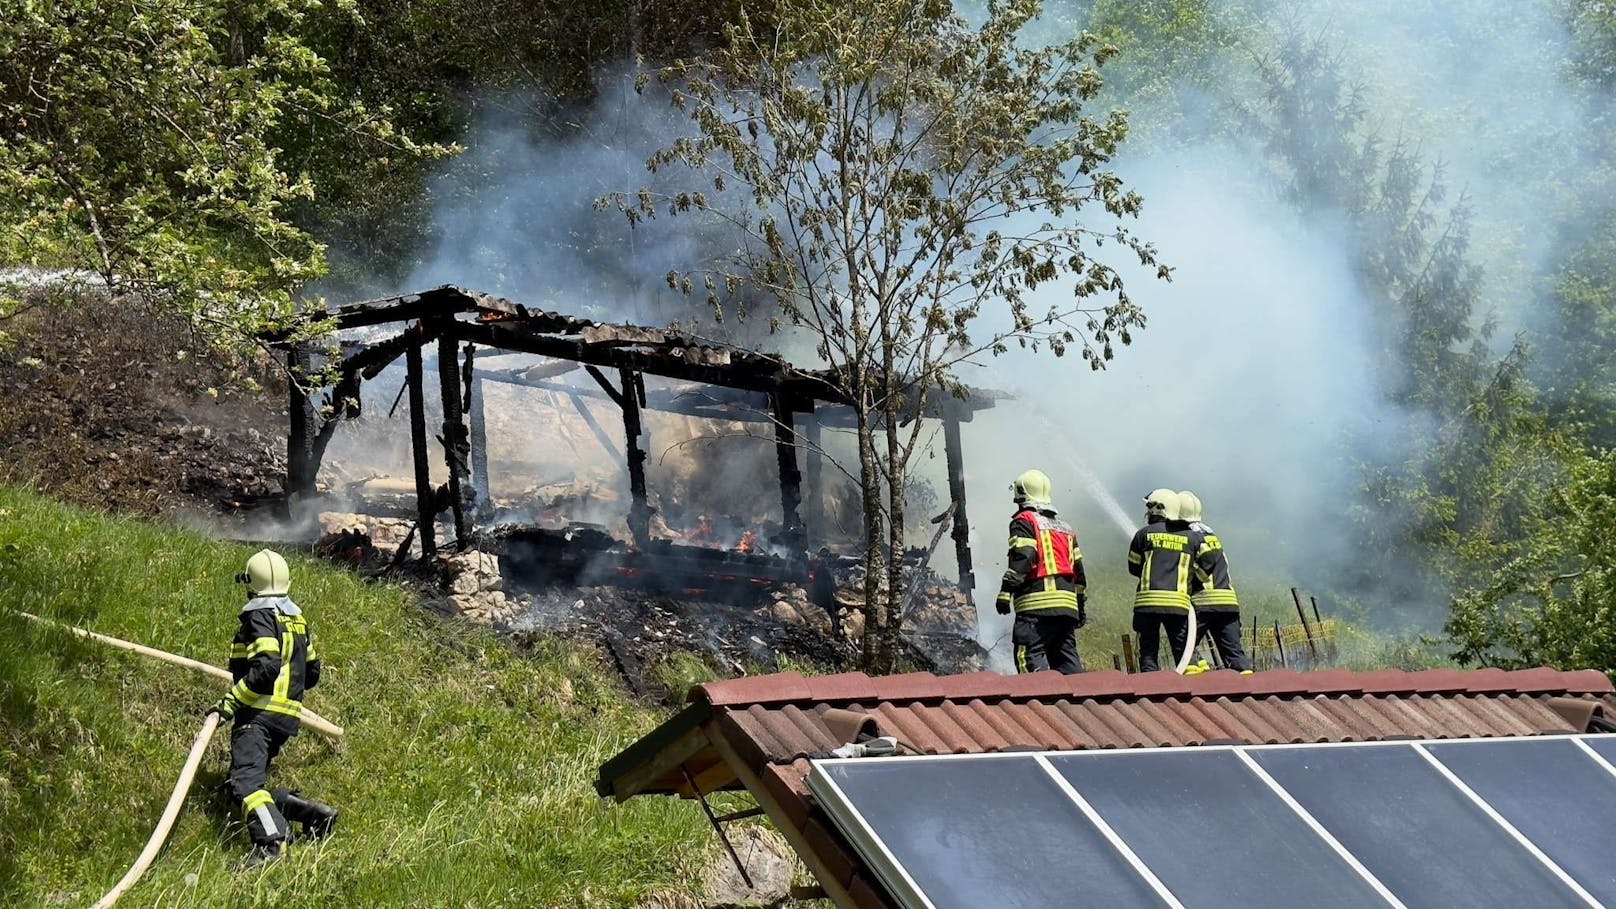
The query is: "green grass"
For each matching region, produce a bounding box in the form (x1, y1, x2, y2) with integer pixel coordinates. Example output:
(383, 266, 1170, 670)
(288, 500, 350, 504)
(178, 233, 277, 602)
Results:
(0, 485, 713, 908)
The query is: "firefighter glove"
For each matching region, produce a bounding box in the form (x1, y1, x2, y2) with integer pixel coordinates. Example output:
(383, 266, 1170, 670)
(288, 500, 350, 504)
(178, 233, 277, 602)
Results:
(208, 695, 237, 720)
(1075, 597, 1088, 629)
(995, 592, 1012, 615)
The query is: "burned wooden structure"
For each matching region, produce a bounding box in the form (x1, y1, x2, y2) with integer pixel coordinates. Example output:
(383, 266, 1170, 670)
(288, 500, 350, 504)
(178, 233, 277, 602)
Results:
(275, 286, 992, 594)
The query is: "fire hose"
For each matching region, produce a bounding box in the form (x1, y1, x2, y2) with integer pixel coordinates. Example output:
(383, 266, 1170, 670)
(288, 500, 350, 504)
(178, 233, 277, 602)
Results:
(12, 610, 343, 740)
(1176, 606, 1198, 675)
(89, 712, 220, 909)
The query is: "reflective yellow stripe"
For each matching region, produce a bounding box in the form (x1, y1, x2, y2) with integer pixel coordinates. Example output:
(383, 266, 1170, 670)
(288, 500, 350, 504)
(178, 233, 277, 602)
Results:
(230, 643, 247, 658)
(1128, 550, 1142, 565)
(1015, 646, 1029, 673)
(1013, 589, 1080, 612)
(1193, 589, 1240, 607)
(1134, 590, 1192, 610)
(243, 789, 274, 813)
(1038, 530, 1057, 576)
(1008, 536, 1038, 549)
(1140, 551, 1153, 589)
(245, 636, 281, 659)
(1176, 554, 1191, 598)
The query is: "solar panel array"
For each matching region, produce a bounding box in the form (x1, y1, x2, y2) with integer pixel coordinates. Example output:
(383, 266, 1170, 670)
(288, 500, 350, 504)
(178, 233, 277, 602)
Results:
(808, 735, 1616, 909)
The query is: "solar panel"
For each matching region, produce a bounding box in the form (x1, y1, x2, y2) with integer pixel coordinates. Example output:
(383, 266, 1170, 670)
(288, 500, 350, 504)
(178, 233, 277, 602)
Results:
(1249, 744, 1591, 909)
(1425, 738, 1616, 903)
(813, 755, 1170, 909)
(809, 736, 1616, 909)
(1586, 734, 1616, 765)
(1044, 749, 1386, 909)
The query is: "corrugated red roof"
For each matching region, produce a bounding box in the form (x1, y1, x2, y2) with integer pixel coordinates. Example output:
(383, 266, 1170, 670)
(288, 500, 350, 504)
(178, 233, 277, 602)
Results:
(692, 667, 1613, 764)
(597, 666, 1616, 909)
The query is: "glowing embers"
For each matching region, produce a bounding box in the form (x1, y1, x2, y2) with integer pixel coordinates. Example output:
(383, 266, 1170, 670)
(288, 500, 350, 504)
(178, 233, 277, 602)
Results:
(808, 736, 1616, 909)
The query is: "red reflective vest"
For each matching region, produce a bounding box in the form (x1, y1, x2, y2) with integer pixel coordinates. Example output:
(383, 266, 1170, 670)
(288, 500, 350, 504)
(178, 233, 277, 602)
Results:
(1017, 509, 1077, 579)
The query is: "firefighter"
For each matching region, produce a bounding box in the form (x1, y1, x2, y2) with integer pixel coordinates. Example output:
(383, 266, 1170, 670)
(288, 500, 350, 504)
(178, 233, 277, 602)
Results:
(208, 549, 338, 868)
(1127, 488, 1200, 671)
(995, 469, 1087, 674)
(1179, 491, 1253, 673)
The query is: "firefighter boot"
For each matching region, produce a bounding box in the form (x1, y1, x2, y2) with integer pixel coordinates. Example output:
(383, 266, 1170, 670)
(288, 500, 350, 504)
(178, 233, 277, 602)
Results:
(274, 788, 339, 840)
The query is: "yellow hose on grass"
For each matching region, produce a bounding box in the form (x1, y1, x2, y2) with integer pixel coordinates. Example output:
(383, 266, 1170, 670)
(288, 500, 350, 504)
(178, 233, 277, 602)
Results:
(12, 610, 344, 741)
(89, 712, 221, 909)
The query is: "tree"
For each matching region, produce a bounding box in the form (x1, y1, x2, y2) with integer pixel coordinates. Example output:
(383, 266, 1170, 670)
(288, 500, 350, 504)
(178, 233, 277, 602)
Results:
(1445, 445, 1616, 677)
(617, 0, 1167, 671)
(0, 0, 439, 352)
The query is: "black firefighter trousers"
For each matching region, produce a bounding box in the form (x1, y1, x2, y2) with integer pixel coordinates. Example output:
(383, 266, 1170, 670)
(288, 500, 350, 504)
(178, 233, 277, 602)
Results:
(1133, 611, 1190, 672)
(1012, 612, 1084, 675)
(228, 720, 332, 849)
(1195, 610, 1253, 671)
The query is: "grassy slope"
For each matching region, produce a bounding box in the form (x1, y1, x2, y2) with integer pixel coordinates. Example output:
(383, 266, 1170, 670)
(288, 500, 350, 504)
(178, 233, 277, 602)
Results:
(0, 485, 710, 908)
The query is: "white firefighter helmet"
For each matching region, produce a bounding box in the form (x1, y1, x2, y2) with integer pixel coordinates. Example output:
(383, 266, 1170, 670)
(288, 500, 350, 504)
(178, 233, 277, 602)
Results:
(240, 549, 290, 597)
(1011, 469, 1054, 507)
(1144, 488, 1180, 521)
(1177, 490, 1203, 524)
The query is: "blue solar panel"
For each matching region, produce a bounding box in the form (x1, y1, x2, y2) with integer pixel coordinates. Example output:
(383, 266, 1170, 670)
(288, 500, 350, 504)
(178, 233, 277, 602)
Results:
(1045, 749, 1385, 909)
(813, 756, 1169, 909)
(1426, 738, 1616, 904)
(1584, 734, 1616, 765)
(1249, 744, 1588, 909)
(811, 738, 1616, 909)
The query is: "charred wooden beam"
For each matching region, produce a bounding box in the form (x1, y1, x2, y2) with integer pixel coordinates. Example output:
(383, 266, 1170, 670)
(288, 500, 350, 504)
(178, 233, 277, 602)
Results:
(618, 367, 651, 549)
(568, 393, 623, 463)
(770, 393, 803, 550)
(942, 409, 974, 592)
(406, 342, 437, 559)
(286, 346, 318, 504)
(437, 333, 472, 548)
(802, 414, 824, 547)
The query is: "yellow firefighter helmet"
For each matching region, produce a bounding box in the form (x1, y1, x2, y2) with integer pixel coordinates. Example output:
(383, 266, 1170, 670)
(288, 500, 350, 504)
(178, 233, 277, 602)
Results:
(1144, 488, 1180, 521)
(1177, 490, 1203, 523)
(239, 549, 291, 597)
(1011, 469, 1054, 507)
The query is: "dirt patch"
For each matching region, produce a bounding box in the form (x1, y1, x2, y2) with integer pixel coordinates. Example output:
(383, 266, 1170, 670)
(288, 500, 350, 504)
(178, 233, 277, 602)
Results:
(0, 289, 288, 520)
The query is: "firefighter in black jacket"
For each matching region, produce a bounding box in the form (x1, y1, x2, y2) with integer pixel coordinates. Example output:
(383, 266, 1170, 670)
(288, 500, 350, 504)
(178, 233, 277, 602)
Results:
(996, 469, 1087, 674)
(1179, 491, 1253, 672)
(1127, 488, 1201, 671)
(208, 549, 338, 868)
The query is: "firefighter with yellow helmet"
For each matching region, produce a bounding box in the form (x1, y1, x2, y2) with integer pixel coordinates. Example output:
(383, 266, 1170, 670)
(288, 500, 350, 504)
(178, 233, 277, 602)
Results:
(208, 549, 338, 868)
(1179, 491, 1253, 672)
(996, 469, 1087, 674)
(1127, 488, 1201, 671)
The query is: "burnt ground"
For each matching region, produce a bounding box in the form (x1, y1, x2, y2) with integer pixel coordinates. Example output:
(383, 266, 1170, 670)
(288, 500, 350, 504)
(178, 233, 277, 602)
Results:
(0, 290, 288, 520)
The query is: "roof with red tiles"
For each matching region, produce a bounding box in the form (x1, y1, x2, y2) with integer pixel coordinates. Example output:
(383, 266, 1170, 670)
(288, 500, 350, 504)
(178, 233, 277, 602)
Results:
(596, 667, 1616, 909)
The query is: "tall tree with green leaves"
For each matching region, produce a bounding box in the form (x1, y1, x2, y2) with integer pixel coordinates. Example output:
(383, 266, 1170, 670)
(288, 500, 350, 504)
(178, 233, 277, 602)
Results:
(616, 0, 1167, 670)
(0, 0, 440, 352)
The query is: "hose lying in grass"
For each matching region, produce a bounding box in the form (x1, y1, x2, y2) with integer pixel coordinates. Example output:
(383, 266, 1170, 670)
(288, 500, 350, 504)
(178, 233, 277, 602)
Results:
(12, 610, 344, 741)
(91, 711, 221, 909)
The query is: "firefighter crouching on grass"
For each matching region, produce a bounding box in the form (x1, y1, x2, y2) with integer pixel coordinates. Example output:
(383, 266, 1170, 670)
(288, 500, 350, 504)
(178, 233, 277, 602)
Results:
(208, 549, 338, 869)
(1128, 489, 1200, 672)
(996, 469, 1087, 674)
(1179, 491, 1254, 673)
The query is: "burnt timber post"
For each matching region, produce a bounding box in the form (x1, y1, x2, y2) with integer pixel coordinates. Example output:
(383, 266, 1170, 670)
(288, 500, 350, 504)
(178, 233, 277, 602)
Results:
(770, 393, 804, 550)
(468, 357, 492, 522)
(619, 367, 651, 549)
(437, 332, 472, 548)
(802, 413, 824, 546)
(285, 346, 319, 505)
(405, 341, 437, 559)
(942, 407, 975, 592)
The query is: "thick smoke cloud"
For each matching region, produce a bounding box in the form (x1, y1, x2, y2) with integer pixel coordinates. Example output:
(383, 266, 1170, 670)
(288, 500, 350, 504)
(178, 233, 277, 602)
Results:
(329, 1, 1609, 649)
